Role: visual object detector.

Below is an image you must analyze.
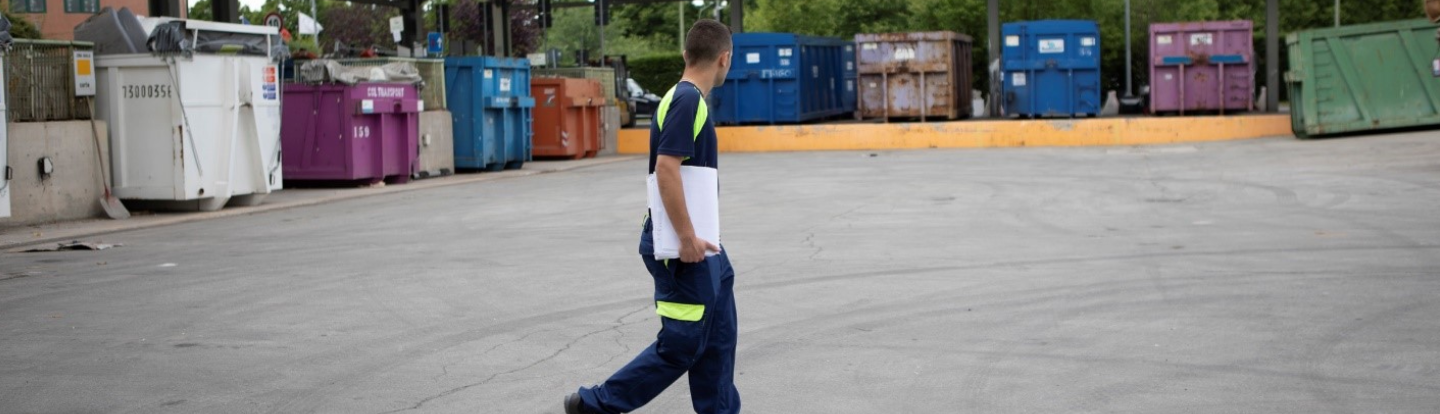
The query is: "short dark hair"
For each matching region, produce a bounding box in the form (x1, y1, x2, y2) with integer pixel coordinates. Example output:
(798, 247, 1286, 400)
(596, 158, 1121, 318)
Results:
(684, 19, 732, 67)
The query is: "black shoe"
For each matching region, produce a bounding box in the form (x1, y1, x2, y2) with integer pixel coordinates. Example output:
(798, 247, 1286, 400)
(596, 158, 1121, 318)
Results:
(564, 392, 588, 414)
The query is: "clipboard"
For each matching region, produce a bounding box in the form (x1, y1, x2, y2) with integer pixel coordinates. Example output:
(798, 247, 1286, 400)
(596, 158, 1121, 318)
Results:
(647, 166, 720, 259)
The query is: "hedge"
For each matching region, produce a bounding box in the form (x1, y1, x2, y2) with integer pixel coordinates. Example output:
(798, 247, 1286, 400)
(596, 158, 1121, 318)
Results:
(628, 53, 684, 95)
(5, 10, 42, 39)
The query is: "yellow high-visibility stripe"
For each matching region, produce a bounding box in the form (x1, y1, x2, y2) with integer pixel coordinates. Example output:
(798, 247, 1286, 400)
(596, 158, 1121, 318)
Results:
(654, 83, 707, 142)
(656, 301, 704, 322)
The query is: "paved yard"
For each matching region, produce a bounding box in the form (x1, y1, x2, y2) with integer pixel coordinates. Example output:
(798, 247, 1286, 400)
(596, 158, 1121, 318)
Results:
(2, 131, 1437, 413)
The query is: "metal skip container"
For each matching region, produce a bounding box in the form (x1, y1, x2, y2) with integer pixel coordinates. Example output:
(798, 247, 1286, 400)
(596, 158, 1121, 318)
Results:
(336, 58, 453, 179)
(856, 31, 973, 121)
(531, 77, 604, 159)
(711, 33, 853, 125)
(1286, 19, 1440, 137)
(281, 82, 422, 184)
(337, 58, 447, 110)
(534, 67, 628, 126)
(446, 57, 534, 171)
(93, 20, 283, 211)
(1149, 20, 1254, 115)
(1001, 20, 1102, 118)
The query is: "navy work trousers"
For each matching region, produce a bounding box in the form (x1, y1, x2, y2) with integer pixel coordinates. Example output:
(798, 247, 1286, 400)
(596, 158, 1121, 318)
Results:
(578, 250, 740, 413)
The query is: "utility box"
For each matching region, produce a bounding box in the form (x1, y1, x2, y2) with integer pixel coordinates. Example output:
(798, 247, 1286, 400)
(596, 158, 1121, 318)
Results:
(281, 83, 421, 184)
(1286, 19, 1440, 137)
(601, 105, 619, 156)
(532, 78, 604, 159)
(1001, 20, 1102, 118)
(416, 111, 455, 179)
(1149, 20, 1254, 115)
(855, 31, 973, 121)
(94, 20, 283, 211)
(446, 56, 534, 171)
(711, 33, 853, 125)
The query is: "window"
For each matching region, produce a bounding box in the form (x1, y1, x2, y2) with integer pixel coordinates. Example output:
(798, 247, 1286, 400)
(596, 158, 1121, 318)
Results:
(65, 0, 98, 13)
(10, 0, 46, 13)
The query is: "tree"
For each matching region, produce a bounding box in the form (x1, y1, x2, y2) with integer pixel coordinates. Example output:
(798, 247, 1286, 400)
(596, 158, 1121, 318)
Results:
(243, 0, 332, 39)
(442, 0, 542, 57)
(189, 0, 213, 21)
(5, 9, 43, 39)
(320, 3, 394, 50)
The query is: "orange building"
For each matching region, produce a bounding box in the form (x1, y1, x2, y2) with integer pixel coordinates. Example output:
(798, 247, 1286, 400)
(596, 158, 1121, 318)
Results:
(7, 0, 187, 40)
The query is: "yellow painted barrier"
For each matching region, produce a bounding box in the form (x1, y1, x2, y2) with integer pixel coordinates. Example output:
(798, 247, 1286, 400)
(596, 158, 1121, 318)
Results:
(618, 115, 1293, 154)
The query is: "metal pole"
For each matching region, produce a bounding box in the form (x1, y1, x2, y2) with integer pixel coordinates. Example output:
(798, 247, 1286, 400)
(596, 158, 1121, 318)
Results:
(1265, 0, 1279, 113)
(598, 0, 605, 66)
(1334, 0, 1340, 27)
(729, 0, 742, 33)
(680, 1, 685, 51)
(1124, 0, 1132, 97)
(986, 0, 999, 117)
(310, 0, 318, 39)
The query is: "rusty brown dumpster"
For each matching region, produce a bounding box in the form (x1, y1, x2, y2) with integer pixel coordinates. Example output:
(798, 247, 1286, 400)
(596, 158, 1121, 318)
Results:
(855, 31, 974, 121)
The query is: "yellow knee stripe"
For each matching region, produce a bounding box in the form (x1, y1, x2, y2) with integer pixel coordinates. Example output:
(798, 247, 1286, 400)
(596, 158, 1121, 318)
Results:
(656, 301, 705, 322)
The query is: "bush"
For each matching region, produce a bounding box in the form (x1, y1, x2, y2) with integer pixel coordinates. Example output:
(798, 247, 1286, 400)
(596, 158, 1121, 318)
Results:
(629, 53, 684, 95)
(5, 10, 42, 39)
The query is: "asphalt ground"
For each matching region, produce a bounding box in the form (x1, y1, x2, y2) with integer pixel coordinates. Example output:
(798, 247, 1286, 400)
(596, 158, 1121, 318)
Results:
(1, 130, 1437, 413)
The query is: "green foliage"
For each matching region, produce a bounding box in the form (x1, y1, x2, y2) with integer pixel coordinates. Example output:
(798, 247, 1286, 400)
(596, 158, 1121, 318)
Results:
(189, 0, 213, 22)
(629, 53, 685, 95)
(4, 9, 42, 39)
(288, 37, 319, 56)
(242, 0, 331, 40)
(538, 2, 719, 66)
(320, 3, 396, 50)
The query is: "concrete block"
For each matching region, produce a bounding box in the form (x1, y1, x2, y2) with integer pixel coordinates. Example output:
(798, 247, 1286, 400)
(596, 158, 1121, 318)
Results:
(1, 120, 112, 227)
(601, 106, 620, 156)
(416, 111, 455, 179)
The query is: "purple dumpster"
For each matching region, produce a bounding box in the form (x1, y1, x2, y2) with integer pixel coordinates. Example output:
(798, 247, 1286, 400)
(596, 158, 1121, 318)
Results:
(1149, 20, 1254, 115)
(282, 83, 422, 184)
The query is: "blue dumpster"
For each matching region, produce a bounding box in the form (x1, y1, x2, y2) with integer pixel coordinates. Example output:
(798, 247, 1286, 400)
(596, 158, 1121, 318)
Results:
(711, 33, 854, 125)
(1001, 20, 1102, 118)
(445, 56, 534, 171)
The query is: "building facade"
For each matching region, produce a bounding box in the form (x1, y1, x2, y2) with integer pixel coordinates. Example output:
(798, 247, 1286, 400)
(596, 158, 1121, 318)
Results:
(8, 0, 186, 40)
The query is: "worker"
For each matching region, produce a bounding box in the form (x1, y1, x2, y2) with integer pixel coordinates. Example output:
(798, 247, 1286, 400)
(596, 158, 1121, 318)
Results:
(565, 19, 739, 414)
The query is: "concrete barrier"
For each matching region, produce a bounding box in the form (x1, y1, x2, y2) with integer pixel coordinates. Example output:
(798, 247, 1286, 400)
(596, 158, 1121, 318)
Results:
(2, 120, 111, 227)
(619, 114, 1293, 154)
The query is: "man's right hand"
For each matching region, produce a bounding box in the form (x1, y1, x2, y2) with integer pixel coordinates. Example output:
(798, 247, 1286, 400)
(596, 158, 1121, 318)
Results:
(679, 235, 720, 263)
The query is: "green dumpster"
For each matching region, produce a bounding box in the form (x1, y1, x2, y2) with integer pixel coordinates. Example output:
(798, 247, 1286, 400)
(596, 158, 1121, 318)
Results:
(1285, 19, 1440, 138)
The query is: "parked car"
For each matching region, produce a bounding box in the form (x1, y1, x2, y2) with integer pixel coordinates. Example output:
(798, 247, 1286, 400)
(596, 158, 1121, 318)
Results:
(627, 78, 661, 118)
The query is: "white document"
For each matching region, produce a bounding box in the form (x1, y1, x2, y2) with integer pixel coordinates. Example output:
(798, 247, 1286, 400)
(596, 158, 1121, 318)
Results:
(648, 166, 720, 260)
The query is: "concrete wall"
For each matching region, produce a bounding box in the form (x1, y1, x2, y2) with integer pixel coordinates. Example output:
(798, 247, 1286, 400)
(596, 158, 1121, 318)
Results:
(1, 121, 110, 227)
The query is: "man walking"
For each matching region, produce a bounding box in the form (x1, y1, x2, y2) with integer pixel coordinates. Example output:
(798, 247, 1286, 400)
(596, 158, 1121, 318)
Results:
(566, 19, 739, 414)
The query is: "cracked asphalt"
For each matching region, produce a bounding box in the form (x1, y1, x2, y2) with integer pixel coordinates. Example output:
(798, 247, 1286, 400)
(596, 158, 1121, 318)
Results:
(2, 131, 1438, 413)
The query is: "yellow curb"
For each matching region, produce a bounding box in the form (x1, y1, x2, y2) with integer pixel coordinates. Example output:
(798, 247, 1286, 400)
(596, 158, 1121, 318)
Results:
(619, 115, 1293, 154)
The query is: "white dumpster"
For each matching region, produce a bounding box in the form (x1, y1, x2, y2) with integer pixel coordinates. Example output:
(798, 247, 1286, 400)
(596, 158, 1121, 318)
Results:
(93, 20, 282, 211)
